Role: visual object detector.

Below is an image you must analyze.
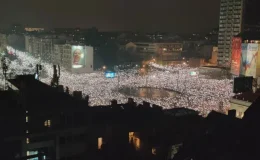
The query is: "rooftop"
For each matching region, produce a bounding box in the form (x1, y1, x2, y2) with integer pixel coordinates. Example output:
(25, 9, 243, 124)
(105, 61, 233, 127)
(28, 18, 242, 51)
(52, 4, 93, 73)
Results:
(232, 91, 260, 103)
(8, 75, 83, 110)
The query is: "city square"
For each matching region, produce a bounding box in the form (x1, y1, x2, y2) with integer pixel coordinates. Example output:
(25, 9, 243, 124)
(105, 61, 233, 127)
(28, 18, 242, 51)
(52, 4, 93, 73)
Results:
(1, 47, 233, 115)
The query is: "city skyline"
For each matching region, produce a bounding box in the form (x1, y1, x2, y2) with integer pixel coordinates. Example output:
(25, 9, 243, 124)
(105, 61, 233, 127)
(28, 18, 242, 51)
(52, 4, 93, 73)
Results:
(0, 0, 220, 33)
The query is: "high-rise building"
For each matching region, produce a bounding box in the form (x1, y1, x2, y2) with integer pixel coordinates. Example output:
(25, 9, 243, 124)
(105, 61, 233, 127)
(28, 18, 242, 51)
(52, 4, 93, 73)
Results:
(218, 0, 243, 66)
(217, 0, 260, 66)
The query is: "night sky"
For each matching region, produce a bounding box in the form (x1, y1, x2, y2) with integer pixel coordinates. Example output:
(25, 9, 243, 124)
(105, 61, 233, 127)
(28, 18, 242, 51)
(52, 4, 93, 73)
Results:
(0, 0, 220, 33)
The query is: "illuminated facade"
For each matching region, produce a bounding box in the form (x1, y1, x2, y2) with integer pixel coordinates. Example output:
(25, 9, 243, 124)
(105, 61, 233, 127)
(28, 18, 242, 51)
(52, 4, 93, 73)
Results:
(25, 28, 44, 32)
(240, 43, 258, 77)
(128, 132, 141, 150)
(53, 44, 93, 73)
(25, 35, 61, 63)
(217, 0, 260, 66)
(231, 37, 242, 76)
(98, 137, 103, 149)
(218, 0, 243, 66)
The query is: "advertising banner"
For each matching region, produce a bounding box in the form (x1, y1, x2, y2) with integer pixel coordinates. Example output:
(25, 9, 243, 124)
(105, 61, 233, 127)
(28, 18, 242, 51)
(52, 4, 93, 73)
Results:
(72, 46, 86, 68)
(240, 43, 258, 77)
(246, 44, 258, 77)
(105, 72, 116, 78)
(230, 37, 242, 76)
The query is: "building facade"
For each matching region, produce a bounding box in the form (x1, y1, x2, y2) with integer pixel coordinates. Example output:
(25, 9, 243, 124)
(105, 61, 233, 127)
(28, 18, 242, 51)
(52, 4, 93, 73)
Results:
(218, 0, 260, 66)
(230, 34, 260, 78)
(25, 28, 44, 32)
(218, 0, 243, 66)
(53, 44, 94, 73)
(25, 35, 65, 63)
(129, 42, 183, 60)
(199, 45, 214, 60)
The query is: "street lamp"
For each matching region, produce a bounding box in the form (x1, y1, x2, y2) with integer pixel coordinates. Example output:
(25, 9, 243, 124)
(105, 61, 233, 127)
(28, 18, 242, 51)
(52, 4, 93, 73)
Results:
(102, 66, 106, 70)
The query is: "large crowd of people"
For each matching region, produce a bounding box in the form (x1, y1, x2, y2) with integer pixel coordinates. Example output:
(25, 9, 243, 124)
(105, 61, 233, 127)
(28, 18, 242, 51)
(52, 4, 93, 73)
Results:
(1, 46, 234, 115)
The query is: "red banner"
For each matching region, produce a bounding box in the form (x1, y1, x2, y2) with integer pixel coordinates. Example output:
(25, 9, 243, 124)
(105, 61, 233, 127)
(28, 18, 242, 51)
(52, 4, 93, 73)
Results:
(230, 37, 242, 76)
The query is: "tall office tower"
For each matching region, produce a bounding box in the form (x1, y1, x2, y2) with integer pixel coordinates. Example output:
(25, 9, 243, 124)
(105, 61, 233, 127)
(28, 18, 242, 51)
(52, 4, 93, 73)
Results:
(217, 0, 260, 66)
(218, 0, 243, 66)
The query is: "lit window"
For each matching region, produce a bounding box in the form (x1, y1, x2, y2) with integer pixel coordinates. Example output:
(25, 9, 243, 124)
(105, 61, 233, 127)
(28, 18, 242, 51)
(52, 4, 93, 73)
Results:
(26, 116, 28, 123)
(26, 130, 29, 134)
(98, 137, 103, 150)
(133, 137, 140, 150)
(129, 132, 141, 150)
(26, 138, 30, 144)
(44, 120, 51, 127)
(129, 132, 134, 143)
(27, 150, 38, 156)
(152, 148, 157, 155)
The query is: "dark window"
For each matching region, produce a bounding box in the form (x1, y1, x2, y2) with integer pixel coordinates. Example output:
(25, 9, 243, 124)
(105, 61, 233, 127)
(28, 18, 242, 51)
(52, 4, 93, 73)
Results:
(60, 137, 66, 145)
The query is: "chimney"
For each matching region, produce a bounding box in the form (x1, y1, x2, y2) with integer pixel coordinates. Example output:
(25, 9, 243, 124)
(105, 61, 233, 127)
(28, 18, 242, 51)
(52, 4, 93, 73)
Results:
(143, 101, 151, 108)
(73, 91, 82, 99)
(128, 98, 134, 104)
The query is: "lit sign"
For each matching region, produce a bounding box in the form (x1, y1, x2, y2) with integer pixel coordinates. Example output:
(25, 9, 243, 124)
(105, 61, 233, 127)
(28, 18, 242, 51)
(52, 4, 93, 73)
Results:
(105, 72, 116, 78)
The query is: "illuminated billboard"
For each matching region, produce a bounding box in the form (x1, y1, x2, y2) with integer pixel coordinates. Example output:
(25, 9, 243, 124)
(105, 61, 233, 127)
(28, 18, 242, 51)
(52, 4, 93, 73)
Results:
(240, 44, 248, 76)
(72, 46, 86, 69)
(240, 43, 258, 77)
(246, 44, 258, 77)
(105, 72, 116, 78)
(230, 37, 242, 76)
